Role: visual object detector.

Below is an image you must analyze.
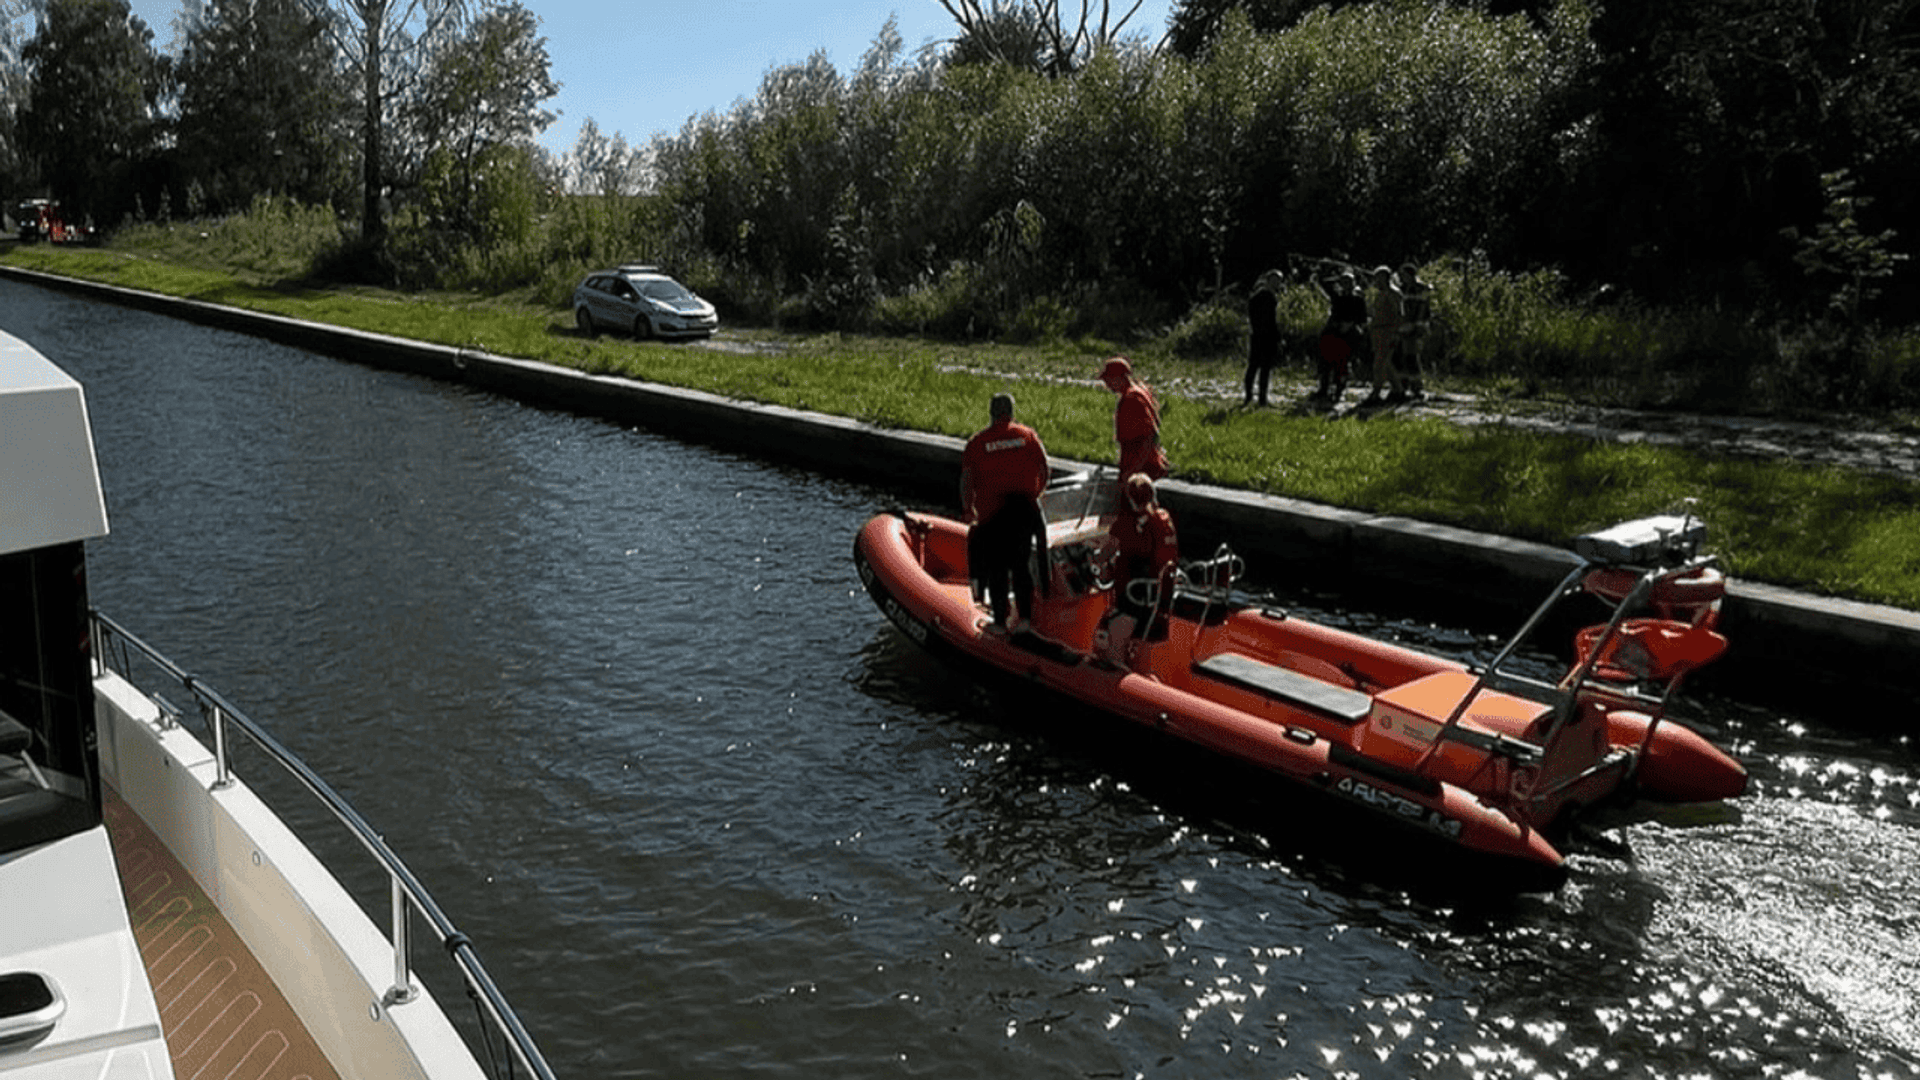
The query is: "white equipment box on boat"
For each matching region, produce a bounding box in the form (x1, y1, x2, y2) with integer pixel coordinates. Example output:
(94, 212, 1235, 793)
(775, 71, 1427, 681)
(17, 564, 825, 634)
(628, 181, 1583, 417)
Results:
(1573, 515, 1706, 567)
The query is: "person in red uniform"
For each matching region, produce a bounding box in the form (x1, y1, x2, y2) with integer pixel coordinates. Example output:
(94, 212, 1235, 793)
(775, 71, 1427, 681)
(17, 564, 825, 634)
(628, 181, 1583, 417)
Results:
(1099, 357, 1168, 481)
(960, 392, 1050, 632)
(1098, 472, 1179, 663)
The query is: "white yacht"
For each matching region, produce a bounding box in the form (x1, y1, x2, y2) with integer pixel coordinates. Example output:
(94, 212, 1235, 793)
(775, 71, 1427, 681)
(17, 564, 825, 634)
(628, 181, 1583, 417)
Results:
(1, 329, 553, 1080)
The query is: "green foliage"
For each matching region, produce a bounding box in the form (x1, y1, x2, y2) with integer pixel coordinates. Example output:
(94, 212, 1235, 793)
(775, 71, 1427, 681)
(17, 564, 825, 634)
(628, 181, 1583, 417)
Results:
(24, 0, 1920, 413)
(12, 0, 1920, 342)
(17, 0, 169, 224)
(869, 260, 1001, 338)
(641, 1, 1585, 341)
(1162, 297, 1247, 360)
(1004, 294, 1074, 343)
(174, 0, 352, 214)
(405, 143, 552, 291)
(1783, 170, 1909, 331)
(308, 0, 471, 241)
(1167, 0, 1325, 58)
(409, 3, 557, 157)
(1275, 1, 1587, 260)
(940, 0, 1156, 77)
(77, 188, 1920, 413)
(943, 2, 1051, 73)
(110, 196, 348, 283)
(1578, 0, 1920, 306)
(405, 1, 558, 252)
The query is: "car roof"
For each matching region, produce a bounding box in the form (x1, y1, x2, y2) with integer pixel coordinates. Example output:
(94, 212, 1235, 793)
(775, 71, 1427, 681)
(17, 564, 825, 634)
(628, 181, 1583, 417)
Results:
(586, 265, 678, 283)
(584, 267, 697, 291)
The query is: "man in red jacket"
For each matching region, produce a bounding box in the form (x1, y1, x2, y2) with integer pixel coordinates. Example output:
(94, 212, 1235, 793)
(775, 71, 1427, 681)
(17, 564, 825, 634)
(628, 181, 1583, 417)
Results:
(1099, 357, 1168, 481)
(960, 392, 1050, 632)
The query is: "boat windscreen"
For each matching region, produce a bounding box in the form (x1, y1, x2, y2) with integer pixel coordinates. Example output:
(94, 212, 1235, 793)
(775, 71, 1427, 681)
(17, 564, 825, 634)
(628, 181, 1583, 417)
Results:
(1039, 474, 1120, 527)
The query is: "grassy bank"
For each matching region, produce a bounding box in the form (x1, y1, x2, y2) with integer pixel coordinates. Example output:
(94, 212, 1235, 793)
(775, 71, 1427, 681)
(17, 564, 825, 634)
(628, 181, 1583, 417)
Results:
(8, 239, 1920, 612)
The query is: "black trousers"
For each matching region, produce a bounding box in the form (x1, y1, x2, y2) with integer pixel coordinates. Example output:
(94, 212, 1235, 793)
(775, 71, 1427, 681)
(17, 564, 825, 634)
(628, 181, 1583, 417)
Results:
(1244, 344, 1277, 404)
(968, 495, 1045, 624)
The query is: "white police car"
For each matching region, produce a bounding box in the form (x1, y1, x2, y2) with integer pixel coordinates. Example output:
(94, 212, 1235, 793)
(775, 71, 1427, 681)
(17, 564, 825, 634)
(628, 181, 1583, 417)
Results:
(572, 265, 719, 340)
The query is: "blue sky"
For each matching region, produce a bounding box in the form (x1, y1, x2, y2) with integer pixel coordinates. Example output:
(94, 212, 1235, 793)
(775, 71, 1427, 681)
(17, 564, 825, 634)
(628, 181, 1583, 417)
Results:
(125, 0, 1177, 160)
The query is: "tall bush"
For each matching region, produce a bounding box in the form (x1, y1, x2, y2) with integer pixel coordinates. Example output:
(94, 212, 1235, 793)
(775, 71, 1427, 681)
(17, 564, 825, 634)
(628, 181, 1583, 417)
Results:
(645, 1, 1583, 336)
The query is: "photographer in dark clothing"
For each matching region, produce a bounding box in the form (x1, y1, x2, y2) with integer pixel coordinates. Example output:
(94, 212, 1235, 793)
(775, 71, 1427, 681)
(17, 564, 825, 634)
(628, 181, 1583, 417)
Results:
(1244, 269, 1283, 407)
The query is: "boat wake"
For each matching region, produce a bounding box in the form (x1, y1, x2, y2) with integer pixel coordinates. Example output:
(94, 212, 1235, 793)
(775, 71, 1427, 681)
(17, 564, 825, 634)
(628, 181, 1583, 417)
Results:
(1628, 797, 1920, 1067)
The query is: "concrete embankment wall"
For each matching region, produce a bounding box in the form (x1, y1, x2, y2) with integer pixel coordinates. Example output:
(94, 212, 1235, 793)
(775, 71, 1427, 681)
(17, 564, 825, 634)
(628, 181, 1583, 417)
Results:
(10, 265, 1918, 710)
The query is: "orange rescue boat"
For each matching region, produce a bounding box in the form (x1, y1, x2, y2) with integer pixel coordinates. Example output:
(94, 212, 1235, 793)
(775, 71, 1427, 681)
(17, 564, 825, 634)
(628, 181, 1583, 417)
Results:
(854, 474, 1747, 891)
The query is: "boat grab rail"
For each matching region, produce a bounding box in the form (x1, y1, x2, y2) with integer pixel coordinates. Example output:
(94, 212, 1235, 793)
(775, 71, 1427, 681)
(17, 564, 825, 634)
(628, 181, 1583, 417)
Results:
(90, 611, 556, 1080)
(1411, 561, 1590, 776)
(1418, 553, 1716, 793)
(1549, 555, 1716, 697)
(1544, 554, 1720, 788)
(1133, 544, 1241, 647)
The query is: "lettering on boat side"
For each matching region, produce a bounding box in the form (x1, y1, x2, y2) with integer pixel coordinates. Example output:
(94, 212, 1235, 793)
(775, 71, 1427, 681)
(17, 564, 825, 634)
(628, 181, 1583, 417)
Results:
(1334, 776, 1464, 839)
(883, 597, 929, 644)
(856, 557, 929, 644)
(878, 588, 929, 645)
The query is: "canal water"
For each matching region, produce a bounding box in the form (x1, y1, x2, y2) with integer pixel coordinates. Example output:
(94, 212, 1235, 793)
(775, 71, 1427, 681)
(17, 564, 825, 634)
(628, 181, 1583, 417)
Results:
(5, 279, 1916, 1079)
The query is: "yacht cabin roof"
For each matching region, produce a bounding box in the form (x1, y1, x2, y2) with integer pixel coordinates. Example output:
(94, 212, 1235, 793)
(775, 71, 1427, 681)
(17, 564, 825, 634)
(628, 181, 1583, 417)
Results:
(0, 330, 109, 556)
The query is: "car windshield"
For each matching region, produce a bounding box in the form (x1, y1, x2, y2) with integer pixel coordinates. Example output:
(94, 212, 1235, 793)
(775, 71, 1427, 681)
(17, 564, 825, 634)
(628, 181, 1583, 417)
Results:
(636, 280, 695, 303)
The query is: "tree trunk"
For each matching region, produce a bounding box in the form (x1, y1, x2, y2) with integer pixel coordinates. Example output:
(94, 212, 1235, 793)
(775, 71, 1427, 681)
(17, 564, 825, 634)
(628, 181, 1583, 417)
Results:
(361, 2, 385, 242)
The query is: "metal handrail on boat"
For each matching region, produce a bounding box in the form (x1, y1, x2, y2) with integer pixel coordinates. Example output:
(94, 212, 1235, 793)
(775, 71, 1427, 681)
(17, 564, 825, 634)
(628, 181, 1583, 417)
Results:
(1408, 561, 1589, 777)
(1412, 550, 1719, 796)
(90, 611, 557, 1080)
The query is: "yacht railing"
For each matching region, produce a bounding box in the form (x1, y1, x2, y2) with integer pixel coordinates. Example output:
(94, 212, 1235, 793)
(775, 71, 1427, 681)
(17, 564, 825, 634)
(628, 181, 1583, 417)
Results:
(90, 611, 557, 1080)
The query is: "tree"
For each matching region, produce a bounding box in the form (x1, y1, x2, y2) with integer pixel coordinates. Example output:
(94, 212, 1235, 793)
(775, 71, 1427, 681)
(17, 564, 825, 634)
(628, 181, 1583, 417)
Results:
(300, 0, 467, 243)
(1783, 170, 1909, 350)
(1, 0, 35, 193)
(1164, 0, 1563, 58)
(1164, 0, 1318, 57)
(175, 0, 354, 213)
(1576, 0, 1920, 304)
(565, 116, 638, 197)
(17, 0, 168, 224)
(942, 2, 1049, 71)
(938, 0, 1151, 76)
(408, 1, 556, 238)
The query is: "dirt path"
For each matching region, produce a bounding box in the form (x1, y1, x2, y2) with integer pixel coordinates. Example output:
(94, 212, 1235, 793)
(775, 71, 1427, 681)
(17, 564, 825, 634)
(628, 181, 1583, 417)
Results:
(1411, 393, 1920, 477)
(705, 335, 1919, 480)
(1163, 371, 1920, 480)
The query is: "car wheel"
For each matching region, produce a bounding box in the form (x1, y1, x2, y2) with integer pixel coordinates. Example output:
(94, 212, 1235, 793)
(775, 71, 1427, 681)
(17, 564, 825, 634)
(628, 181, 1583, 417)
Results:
(633, 315, 654, 340)
(576, 307, 596, 336)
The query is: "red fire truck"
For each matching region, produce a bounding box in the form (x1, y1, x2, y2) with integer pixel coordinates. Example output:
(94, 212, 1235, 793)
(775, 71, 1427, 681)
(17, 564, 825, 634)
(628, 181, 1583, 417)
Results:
(16, 199, 83, 243)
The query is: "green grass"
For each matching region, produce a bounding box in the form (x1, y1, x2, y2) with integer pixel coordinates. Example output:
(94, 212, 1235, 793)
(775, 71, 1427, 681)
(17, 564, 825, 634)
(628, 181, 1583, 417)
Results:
(10, 240, 1920, 611)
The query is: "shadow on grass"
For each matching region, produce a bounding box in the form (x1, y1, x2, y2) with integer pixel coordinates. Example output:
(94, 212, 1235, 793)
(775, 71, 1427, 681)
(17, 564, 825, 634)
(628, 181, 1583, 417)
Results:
(1330, 419, 1920, 606)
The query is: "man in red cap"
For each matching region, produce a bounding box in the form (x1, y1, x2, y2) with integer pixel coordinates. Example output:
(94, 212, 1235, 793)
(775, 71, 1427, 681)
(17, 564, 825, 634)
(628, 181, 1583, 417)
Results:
(960, 392, 1051, 632)
(1098, 357, 1168, 481)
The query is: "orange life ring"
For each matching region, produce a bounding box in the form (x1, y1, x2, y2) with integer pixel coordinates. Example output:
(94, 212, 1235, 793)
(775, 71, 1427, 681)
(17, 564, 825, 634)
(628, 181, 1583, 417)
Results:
(1582, 565, 1725, 610)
